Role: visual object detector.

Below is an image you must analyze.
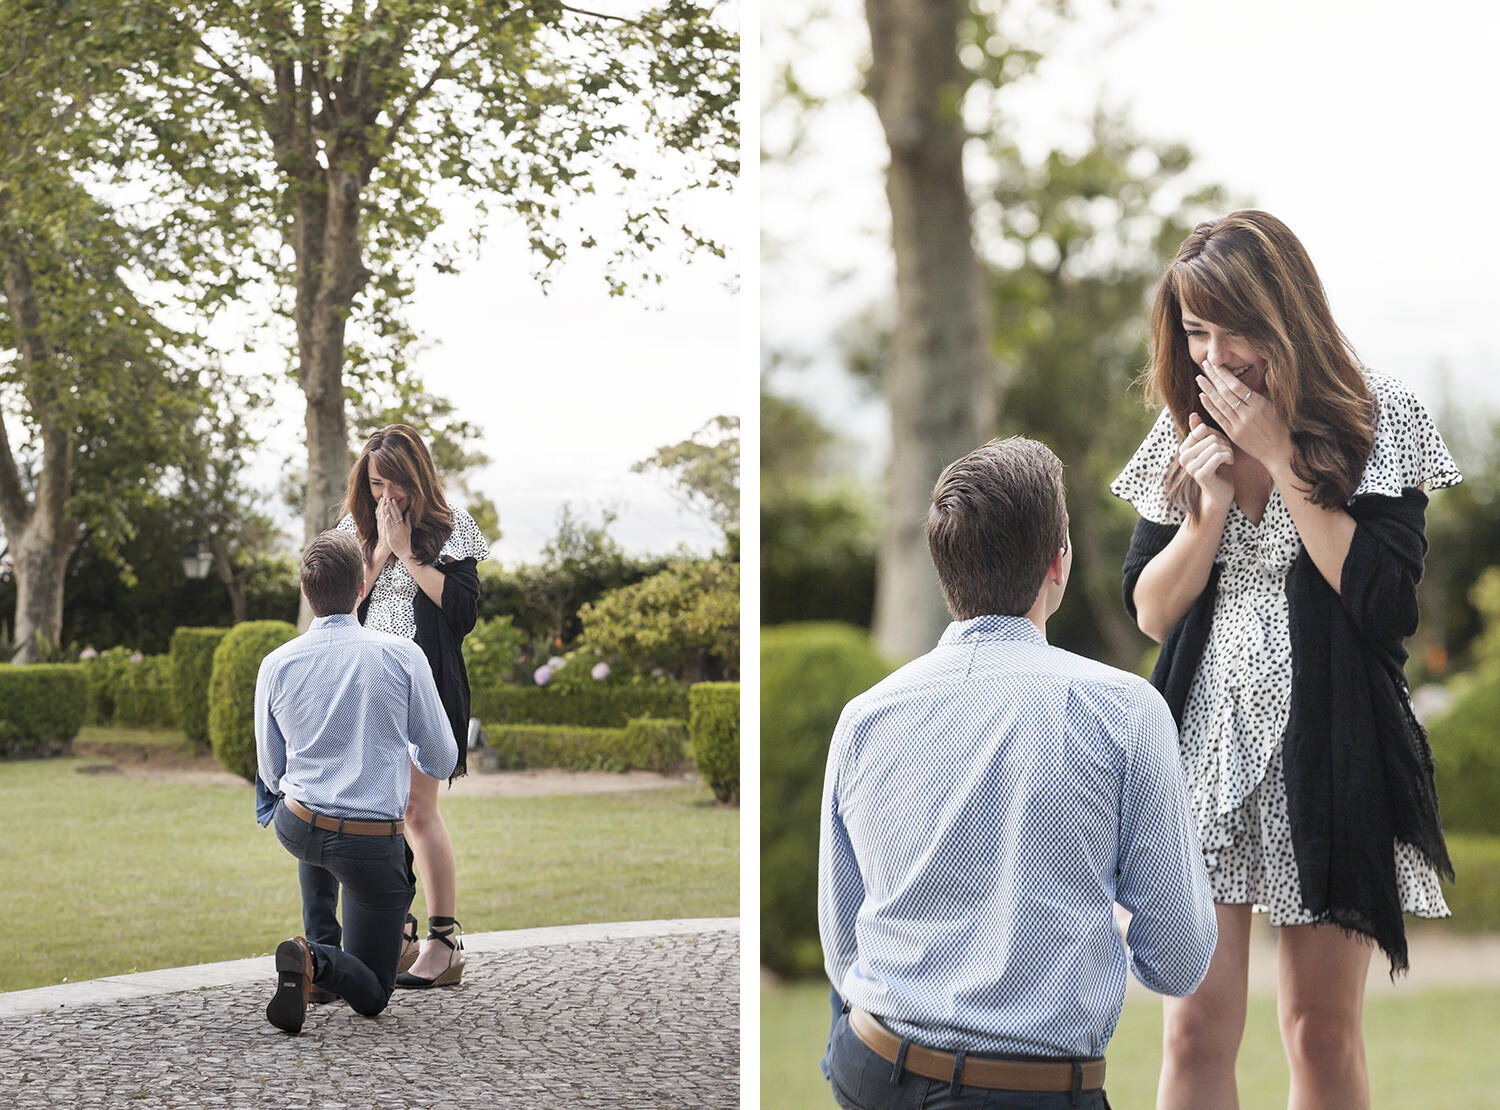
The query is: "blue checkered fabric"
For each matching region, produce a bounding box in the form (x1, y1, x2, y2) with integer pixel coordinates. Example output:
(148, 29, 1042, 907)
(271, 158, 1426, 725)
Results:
(819, 615, 1218, 1058)
(255, 614, 458, 821)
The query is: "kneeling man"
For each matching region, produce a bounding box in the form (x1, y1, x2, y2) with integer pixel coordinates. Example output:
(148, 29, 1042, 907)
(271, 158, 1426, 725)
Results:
(819, 437, 1217, 1108)
(255, 529, 457, 1034)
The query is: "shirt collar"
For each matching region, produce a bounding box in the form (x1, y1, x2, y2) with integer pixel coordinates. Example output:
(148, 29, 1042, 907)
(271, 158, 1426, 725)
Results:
(308, 613, 360, 630)
(938, 614, 1047, 647)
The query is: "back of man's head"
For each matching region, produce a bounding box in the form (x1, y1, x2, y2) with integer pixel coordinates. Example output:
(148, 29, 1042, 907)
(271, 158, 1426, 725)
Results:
(926, 436, 1068, 620)
(301, 530, 364, 617)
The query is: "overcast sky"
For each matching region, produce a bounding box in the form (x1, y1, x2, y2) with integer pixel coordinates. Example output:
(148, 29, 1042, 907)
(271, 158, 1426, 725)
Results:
(763, 0, 1500, 467)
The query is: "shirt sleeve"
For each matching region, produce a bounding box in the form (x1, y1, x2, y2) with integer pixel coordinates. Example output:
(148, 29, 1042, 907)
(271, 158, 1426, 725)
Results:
(1353, 372, 1462, 498)
(405, 644, 459, 780)
(254, 658, 287, 797)
(1114, 682, 1218, 996)
(817, 710, 864, 993)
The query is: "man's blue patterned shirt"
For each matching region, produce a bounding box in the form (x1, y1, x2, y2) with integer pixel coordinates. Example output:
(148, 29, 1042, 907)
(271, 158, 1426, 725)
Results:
(818, 614, 1217, 1057)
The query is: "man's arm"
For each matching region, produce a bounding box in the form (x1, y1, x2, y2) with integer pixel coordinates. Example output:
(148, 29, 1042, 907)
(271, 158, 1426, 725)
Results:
(253, 658, 286, 796)
(817, 715, 863, 994)
(405, 647, 458, 781)
(1115, 682, 1218, 996)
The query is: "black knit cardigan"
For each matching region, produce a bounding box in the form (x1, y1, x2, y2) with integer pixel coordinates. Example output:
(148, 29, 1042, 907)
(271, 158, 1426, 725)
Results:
(1122, 490, 1452, 974)
(360, 555, 481, 779)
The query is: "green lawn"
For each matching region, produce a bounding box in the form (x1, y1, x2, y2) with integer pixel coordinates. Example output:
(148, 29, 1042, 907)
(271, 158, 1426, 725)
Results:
(762, 979, 1500, 1108)
(0, 739, 737, 993)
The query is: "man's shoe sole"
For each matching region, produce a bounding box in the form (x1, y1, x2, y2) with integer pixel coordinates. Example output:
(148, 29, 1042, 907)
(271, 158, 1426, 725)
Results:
(265, 939, 310, 1034)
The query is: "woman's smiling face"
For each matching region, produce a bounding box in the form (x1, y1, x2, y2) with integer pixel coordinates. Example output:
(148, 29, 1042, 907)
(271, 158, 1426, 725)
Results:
(367, 458, 408, 512)
(1180, 303, 1270, 395)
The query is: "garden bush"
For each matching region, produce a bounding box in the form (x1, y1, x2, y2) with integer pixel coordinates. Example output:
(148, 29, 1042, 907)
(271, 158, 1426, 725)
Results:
(1438, 833, 1500, 933)
(208, 620, 297, 781)
(0, 664, 88, 758)
(620, 716, 690, 774)
(112, 654, 178, 729)
(689, 681, 739, 805)
(471, 682, 689, 728)
(486, 724, 633, 772)
(171, 627, 232, 745)
(761, 622, 894, 978)
(1425, 667, 1500, 835)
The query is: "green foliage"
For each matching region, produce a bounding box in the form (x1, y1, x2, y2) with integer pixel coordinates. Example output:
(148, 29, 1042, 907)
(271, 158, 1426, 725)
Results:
(760, 390, 880, 628)
(171, 627, 232, 745)
(632, 414, 740, 545)
(0, 664, 88, 758)
(486, 724, 633, 772)
(207, 621, 297, 782)
(471, 683, 690, 728)
(1426, 667, 1500, 836)
(578, 558, 739, 681)
(112, 654, 178, 729)
(621, 716, 691, 774)
(760, 623, 895, 978)
(1440, 833, 1500, 932)
(689, 681, 740, 805)
(463, 615, 528, 690)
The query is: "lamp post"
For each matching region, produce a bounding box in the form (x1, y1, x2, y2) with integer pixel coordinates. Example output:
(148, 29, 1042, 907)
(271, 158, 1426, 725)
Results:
(180, 540, 214, 580)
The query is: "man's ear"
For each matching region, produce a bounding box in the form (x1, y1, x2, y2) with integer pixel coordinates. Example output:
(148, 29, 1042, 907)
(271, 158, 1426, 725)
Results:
(1046, 546, 1067, 585)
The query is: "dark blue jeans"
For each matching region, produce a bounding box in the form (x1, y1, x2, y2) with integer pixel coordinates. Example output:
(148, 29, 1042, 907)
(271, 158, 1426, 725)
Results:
(272, 800, 414, 1017)
(824, 1006, 1112, 1110)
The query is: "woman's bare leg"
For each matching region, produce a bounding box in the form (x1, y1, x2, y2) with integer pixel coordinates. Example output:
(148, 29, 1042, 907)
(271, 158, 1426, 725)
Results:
(1277, 923, 1373, 1110)
(403, 762, 458, 979)
(1158, 904, 1253, 1110)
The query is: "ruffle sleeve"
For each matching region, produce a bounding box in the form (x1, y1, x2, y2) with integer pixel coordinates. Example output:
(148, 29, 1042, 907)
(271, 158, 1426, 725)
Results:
(1110, 408, 1186, 525)
(440, 506, 491, 563)
(1352, 371, 1462, 499)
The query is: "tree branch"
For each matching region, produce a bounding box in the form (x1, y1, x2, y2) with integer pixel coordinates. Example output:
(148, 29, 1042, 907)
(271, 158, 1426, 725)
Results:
(379, 26, 483, 153)
(193, 36, 267, 116)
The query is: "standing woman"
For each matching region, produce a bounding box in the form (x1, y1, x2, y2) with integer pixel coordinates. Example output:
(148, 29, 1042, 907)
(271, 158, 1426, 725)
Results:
(338, 424, 490, 988)
(1112, 211, 1458, 1109)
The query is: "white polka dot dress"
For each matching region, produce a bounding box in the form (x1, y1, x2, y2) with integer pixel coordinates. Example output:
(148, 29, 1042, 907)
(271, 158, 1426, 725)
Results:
(336, 506, 490, 640)
(1111, 370, 1459, 924)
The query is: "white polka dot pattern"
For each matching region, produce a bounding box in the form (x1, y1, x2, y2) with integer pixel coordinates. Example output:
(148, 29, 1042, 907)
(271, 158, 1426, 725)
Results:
(818, 615, 1219, 1058)
(336, 507, 489, 640)
(1111, 369, 1456, 924)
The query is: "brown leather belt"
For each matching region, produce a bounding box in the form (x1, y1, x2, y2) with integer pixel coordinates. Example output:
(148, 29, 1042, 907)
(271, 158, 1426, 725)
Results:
(285, 797, 405, 837)
(848, 1007, 1105, 1093)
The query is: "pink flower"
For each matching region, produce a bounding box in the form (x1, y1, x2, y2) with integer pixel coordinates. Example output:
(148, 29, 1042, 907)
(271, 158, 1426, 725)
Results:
(533, 665, 552, 687)
(591, 662, 611, 681)
(129, 652, 145, 663)
(80, 647, 98, 661)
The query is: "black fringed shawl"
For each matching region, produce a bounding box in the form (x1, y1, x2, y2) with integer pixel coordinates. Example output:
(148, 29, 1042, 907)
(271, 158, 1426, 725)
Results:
(1122, 490, 1452, 974)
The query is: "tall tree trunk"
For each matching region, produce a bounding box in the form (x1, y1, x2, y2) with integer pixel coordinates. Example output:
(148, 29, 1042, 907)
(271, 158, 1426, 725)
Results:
(0, 229, 79, 663)
(865, 0, 997, 662)
(209, 533, 248, 623)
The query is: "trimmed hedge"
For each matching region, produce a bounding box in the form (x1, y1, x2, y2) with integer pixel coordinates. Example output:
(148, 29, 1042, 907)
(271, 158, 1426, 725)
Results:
(689, 681, 739, 805)
(487, 724, 635, 772)
(1437, 833, 1500, 933)
(112, 655, 177, 729)
(171, 627, 232, 745)
(208, 620, 297, 782)
(761, 622, 895, 978)
(620, 716, 690, 774)
(471, 682, 689, 728)
(1426, 667, 1500, 835)
(0, 664, 88, 759)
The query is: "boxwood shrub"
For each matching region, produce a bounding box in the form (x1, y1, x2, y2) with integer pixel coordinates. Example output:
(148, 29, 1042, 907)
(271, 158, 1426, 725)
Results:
(761, 622, 894, 978)
(171, 627, 232, 745)
(208, 620, 297, 781)
(112, 654, 178, 729)
(689, 681, 739, 805)
(486, 724, 633, 772)
(620, 716, 690, 774)
(0, 664, 88, 758)
(1425, 667, 1500, 835)
(471, 682, 689, 728)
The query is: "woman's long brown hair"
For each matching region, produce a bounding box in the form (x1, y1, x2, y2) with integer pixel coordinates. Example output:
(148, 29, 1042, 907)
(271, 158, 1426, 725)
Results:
(1145, 210, 1375, 518)
(343, 424, 454, 565)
